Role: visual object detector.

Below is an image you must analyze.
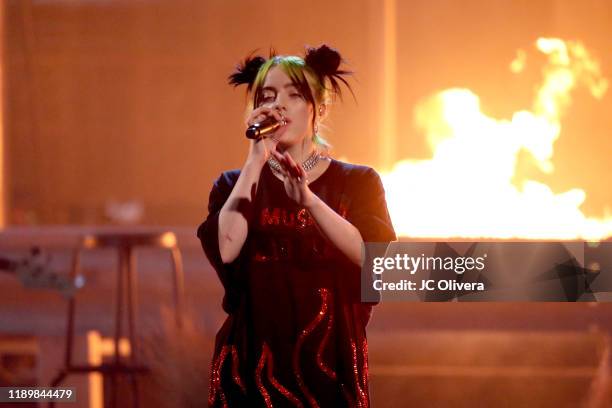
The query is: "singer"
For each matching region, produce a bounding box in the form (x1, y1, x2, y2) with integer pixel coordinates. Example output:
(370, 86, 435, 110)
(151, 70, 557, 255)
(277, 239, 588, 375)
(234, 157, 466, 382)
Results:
(197, 44, 396, 407)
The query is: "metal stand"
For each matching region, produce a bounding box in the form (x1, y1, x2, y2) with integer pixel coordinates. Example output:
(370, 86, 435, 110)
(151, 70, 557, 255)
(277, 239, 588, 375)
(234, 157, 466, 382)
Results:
(50, 231, 185, 408)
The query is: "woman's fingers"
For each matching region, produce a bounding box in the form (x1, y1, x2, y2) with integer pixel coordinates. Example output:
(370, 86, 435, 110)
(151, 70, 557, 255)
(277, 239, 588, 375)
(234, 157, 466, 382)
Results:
(247, 105, 285, 127)
(269, 107, 285, 124)
(270, 151, 308, 184)
(271, 150, 283, 161)
(282, 152, 306, 182)
(287, 153, 306, 179)
(271, 151, 294, 178)
(271, 150, 289, 172)
(246, 110, 264, 127)
(279, 152, 297, 178)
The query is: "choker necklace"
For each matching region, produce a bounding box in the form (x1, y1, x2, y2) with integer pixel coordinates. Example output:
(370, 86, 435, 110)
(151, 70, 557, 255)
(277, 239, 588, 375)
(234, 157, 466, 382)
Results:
(268, 150, 321, 175)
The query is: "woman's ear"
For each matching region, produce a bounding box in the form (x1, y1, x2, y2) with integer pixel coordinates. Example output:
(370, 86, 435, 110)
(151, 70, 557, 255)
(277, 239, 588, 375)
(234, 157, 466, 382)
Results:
(317, 104, 328, 120)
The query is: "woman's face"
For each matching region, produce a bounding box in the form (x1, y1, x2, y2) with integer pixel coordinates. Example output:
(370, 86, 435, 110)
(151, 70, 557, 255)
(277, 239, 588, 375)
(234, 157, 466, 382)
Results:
(259, 66, 314, 149)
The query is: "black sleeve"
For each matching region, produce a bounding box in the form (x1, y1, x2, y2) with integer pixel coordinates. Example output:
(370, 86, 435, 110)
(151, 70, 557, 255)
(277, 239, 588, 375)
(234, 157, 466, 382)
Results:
(346, 167, 396, 243)
(196, 171, 245, 314)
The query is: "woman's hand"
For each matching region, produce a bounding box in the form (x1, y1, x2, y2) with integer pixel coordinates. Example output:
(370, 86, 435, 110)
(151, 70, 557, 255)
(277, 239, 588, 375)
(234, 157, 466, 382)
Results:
(271, 150, 364, 266)
(245, 106, 285, 167)
(270, 150, 317, 208)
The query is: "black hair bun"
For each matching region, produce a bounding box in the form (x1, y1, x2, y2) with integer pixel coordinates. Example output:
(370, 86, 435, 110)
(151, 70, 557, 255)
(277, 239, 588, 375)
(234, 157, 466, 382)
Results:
(304, 45, 342, 77)
(227, 45, 353, 100)
(304, 44, 353, 100)
(228, 55, 266, 90)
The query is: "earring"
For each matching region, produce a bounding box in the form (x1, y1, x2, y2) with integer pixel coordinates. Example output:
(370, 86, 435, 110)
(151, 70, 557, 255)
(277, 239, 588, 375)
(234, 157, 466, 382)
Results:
(314, 123, 319, 133)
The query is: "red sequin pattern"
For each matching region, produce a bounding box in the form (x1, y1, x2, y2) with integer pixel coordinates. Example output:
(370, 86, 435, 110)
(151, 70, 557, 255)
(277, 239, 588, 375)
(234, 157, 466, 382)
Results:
(256, 343, 273, 408)
(350, 340, 368, 407)
(210, 287, 372, 407)
(208, 345, 229, 408)
(256, 342, 304, 407)
(361, 338, 369, 393)
(316, 294, 337, 381)
(231, 346, 246, 394)
(292, 288, 331, 408)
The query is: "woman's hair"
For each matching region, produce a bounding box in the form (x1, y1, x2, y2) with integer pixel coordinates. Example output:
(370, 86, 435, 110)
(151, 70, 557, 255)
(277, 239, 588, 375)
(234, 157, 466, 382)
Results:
(228, 45, 353, 150)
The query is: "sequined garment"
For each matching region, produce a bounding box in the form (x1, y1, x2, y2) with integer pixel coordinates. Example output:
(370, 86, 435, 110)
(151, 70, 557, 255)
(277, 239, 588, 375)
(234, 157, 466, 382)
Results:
(198, 159, 396, 407)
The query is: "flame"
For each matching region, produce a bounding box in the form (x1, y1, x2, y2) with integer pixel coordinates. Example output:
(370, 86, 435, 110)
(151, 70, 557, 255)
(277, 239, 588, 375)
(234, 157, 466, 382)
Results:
(382, 38, 612, 240)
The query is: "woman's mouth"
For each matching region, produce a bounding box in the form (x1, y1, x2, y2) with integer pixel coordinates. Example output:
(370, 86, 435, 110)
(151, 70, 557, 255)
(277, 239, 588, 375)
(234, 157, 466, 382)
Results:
(274, 121, 289, 137)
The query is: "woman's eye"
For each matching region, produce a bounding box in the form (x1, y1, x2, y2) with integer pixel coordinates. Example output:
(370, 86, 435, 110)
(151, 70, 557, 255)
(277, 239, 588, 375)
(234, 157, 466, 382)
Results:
(262, 95, 275, 103)
(290, 93, 303, 99)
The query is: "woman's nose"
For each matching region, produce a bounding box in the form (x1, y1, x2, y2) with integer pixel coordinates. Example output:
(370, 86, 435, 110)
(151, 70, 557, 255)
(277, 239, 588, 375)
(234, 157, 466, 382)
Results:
(270, 100, 287, 112)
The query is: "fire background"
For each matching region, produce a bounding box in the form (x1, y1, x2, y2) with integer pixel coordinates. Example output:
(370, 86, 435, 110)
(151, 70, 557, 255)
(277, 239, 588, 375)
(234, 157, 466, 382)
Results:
(1, 0, 612, 407)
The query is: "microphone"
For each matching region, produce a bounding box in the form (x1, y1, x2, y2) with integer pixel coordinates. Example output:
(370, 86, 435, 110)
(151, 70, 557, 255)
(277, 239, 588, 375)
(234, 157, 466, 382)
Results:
(246, 116, 281, 139)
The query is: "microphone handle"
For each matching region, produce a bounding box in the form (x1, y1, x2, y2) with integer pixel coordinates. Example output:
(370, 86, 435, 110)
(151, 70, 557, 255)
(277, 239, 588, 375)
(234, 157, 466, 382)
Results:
(246, 118, 281, 139)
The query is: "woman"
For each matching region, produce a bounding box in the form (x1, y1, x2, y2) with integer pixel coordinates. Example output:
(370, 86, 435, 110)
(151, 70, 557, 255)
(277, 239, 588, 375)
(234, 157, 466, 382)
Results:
(197, 44, 396, 407)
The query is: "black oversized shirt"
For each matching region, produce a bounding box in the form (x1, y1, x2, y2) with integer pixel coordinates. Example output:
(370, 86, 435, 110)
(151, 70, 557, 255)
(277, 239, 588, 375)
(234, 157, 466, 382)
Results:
(198, 158, 396, 408)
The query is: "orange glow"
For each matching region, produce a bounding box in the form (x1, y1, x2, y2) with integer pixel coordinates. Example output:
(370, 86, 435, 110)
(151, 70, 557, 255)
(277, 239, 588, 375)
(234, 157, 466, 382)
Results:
(160, 231, 177, 248)
(87, 331, 131, 408)
(382, 38, 612, 240)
